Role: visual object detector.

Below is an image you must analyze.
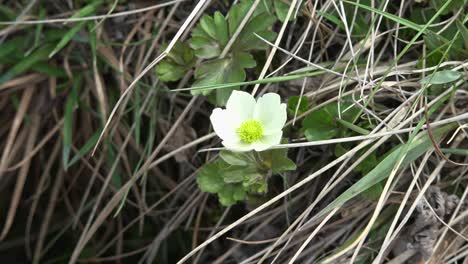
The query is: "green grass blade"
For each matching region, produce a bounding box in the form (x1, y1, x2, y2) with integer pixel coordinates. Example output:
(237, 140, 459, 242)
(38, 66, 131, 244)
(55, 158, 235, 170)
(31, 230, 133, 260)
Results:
(315, 123, 456, 219)
(66, 131, 101, 169)
(49, 1, 103, 58)
(0, 44, 55, 84)
(342, 0, 425, 32)
(63, 76, 82, 169)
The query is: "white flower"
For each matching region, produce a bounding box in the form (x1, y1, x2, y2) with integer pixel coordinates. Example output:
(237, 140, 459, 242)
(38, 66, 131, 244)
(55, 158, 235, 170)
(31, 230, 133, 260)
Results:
(210, 90, 287, 152)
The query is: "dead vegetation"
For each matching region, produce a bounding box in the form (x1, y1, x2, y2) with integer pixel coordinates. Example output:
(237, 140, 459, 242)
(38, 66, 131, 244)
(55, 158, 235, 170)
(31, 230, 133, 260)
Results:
(0, 0, 467, 263)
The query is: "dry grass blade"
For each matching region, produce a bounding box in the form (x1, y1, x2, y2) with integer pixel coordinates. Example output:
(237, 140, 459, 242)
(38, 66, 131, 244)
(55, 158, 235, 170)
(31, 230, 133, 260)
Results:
(0, 111, 40, 241)
(0, 1, 466, 263)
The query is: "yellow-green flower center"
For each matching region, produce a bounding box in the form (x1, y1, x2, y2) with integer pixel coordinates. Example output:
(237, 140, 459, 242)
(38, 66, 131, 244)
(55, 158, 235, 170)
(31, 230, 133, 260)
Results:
(237, 120, 263, 143)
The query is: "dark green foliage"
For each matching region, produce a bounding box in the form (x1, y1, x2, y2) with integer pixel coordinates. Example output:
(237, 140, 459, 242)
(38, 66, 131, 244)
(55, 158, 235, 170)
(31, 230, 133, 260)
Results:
(287, 96, 309, 116)
(301, 100, 361, 141)
(155, 42, 196, 82)
(189, 1, 277, 105)
(197, 146, 296, 206)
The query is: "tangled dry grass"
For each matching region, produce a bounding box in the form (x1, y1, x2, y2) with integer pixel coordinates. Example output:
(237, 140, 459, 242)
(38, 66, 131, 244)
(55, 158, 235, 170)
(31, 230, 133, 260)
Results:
(0, 0, 467, 263)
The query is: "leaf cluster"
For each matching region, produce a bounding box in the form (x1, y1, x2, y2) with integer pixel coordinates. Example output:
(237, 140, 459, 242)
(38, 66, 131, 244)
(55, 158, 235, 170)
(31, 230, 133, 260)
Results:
(197, 147, 296, 206)
(155, 0, 279, 105)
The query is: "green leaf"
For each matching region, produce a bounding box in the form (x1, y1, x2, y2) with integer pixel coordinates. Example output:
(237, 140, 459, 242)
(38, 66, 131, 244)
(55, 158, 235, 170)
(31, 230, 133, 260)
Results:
(217, 184, 246, 206)
(197, 143, 296, 206)
(260, 144, 297, 174)
(155, 42, 196, 82)
(31, 62, 67, 77)
(287, 96, 309, 116)
(192, 52, 256, 105)
(440, 148, 468, 156)
(220, 150, 250, 166)
(302, 105, 338, 141)
(235, 13, 277, 51)
(228, 0, 253, 35)
(156, 61, 188, 82)
(302, 100, 361, 141)
(197, 162, 225, 193)
(196, 160, 247, 206)
(222, 169, 246, 184)
(420, 70, 462, 85)
(189, 0, 277, 102)
(200, 14, 218, 40)
(190, 2, 277, 54)
(213, 11, 229, 46)
(274, 0, 293, 22)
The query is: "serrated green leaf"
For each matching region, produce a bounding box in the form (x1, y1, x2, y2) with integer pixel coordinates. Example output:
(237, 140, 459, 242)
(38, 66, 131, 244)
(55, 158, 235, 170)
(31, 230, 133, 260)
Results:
(155, 42, 195, 82)
(197, 162, 225, 193)
(192, 58, 242, 93)
(271, 155, 296, 174)
(188, 0, 278, 104)
(273, 0, 296, 22)
(223, 170, 246, 184)
(213, 11, 229, 46)
(228, 1, 252, 35)
(236, 52, 257, 68)
(197, 159, 248, 206)
(218, 184, 246, 206)
(190, 36, 221, 59)
(192, 53, 256, 105)
(155, 60, 188, 82)
(200, 15, 218, 40)
(302, 107, 337, 141)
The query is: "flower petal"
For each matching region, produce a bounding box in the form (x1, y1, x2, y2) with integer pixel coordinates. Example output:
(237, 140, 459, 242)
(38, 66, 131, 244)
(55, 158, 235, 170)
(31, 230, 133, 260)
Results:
(222, 140, 254, 152)
(253, 131, 282, 151)
(226, 90, 256, 122)
(253, 93, 287, 134)
(210, 108, 238, 142)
